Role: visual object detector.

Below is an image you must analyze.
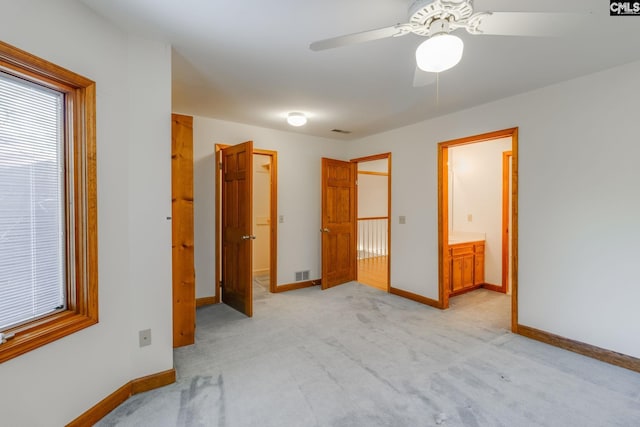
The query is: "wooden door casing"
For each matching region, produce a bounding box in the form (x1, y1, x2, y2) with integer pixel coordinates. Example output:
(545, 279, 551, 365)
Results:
(221, 141, 253, 316)
(321, 158, 356, 289)
(502, 150, 513, 293)
(171, 114, 195, 348)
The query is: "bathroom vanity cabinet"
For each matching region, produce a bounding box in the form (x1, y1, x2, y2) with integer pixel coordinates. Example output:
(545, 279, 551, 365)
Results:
(446, 240, 485, 296)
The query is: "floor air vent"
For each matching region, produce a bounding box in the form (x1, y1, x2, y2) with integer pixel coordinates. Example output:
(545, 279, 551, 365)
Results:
(295, 270, 310, 281)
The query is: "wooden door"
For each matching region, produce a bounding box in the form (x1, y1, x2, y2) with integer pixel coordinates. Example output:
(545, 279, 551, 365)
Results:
(321, 158, 356, 289)
(172, 114, 195, 347)
(221, 141, 254, 316)
(451, 256, 464, 292)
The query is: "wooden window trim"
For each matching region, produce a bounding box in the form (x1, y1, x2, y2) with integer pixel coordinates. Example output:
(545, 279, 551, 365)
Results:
(0, 41, 98, 364)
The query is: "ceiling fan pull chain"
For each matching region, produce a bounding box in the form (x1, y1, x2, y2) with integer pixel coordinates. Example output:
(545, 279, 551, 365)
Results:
(436, 72, 440, 107)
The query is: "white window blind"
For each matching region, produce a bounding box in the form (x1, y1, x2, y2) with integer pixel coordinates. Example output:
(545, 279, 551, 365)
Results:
(0, 72, 65, 331)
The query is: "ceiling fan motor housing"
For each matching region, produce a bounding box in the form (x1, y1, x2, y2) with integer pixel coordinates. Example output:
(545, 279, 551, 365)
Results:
(408, 0, 475, 36)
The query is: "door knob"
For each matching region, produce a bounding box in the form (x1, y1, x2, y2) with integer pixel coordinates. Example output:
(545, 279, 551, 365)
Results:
(241, 235, 256, 240)
(320, 228, 330, 233)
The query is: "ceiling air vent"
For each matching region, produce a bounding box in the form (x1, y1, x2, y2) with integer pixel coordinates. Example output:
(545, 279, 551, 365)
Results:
(331, 129, 352, 134)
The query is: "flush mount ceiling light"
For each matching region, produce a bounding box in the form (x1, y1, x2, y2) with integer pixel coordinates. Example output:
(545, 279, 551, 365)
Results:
(287, 112, 307, 127)
(415, 19, 464, 73)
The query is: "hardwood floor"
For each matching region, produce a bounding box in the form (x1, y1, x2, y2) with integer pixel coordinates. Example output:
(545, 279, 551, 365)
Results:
(357, 255, 388, 291)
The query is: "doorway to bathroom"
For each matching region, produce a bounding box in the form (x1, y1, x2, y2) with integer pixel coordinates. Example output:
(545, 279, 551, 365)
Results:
(438, 128, 518, 332)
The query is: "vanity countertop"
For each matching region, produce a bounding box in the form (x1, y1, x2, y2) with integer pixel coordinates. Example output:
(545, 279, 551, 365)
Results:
(448, 231, 486, 245)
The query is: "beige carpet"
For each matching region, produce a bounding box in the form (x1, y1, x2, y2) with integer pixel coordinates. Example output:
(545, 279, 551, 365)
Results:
(97, 283, 640, 426)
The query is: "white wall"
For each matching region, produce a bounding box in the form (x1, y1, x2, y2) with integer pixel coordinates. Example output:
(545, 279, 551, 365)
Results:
(190, 116, 344, 298)
(3, 3, 637, 426)
(449, 138, 512, 285)
(357, 174, 388, 218)
(126, 37, 173, 379)
(358, 158, 388, 173)
(0, 1, 173, 425)
(346, 60, 640, 359)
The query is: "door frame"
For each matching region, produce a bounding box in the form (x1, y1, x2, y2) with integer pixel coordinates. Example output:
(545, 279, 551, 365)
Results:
(437, 128, 518, 332)
(215, 144, 278, 300)
(501, 150, 513, 294)
(171, 113, 195, 347)
(350, 153, 392, 291)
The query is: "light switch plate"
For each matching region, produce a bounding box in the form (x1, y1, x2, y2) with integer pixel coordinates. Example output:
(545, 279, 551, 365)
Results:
(399, 216, 406, 224)
(139, 329, 151, 347)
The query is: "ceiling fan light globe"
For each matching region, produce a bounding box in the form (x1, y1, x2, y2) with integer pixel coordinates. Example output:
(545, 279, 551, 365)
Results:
(416, 34, 464, 73)
(287, 112, 307, 126)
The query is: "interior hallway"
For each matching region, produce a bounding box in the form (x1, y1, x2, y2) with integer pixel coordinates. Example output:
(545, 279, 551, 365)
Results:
(357, 255, 388, 291)
(98, 284, 640, 426)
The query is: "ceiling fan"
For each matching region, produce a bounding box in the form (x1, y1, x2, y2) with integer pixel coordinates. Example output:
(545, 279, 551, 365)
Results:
(310, 0, 588, 86)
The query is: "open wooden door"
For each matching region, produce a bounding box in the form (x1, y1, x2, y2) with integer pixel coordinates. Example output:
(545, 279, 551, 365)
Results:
(221, 141, 254, 316)
(321, 158, 356, 289)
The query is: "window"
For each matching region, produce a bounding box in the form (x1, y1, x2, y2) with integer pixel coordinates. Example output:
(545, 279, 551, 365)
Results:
(0, 41, 97, 363)
(0, 74, 65, 330)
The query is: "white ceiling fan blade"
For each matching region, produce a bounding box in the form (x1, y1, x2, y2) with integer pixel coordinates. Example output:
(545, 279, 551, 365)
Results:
(475, 12, 590, 37)
(413, 67, 437, 88)
(310, 25, 404, 51)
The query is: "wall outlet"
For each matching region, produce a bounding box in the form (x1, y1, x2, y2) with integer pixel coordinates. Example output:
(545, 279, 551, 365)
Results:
(467, 214, 473, 222)
(139, 329, 151, 347)
(279, 215, 284, 223)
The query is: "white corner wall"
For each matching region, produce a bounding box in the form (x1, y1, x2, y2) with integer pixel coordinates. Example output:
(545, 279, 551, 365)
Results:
(346, 60, 640, 358)
(126, 37, 173, 379)
(0, 1, 173, 425)
(190, 116, 344, 298)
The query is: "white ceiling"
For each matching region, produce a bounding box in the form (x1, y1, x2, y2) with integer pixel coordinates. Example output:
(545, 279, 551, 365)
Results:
(80, 0, 640, 140)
